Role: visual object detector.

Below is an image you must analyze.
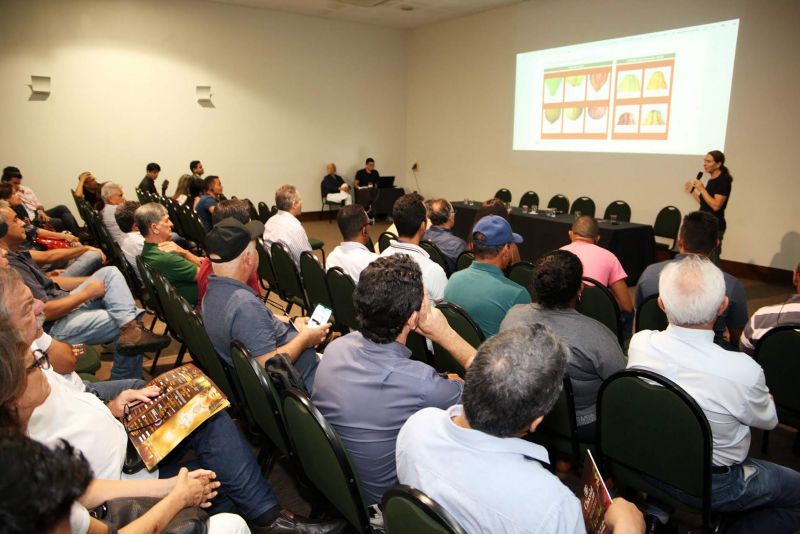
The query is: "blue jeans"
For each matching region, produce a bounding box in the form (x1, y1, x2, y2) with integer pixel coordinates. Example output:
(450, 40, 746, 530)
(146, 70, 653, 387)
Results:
(157, 412, 279, 521)
(84, 378, 147, 402)
(47, 266, 144, 380)
(712, 458, 800, 534)
(62, 250, 102, 277)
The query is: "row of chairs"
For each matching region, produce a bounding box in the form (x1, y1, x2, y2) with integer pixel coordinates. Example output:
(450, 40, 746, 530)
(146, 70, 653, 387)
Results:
(493, 189, 682, 251)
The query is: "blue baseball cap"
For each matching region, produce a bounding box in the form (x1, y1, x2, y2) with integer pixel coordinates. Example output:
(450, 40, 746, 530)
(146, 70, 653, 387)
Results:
(472, 215, 523, 246)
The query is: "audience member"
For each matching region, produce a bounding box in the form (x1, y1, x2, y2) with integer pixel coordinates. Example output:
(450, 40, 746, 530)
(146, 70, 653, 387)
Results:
(397, 324, 645, 534)
(354, 157, 380, 188)
(500, 250, 625, 442)
(636, 211, 747, 350)
(171, 173, 192, 205)
(561, 215, 633, 315)
(380, 193, 448, 302)
(187, 175, 207, 209)
(321, 163, 352, 205)
(195, 199, 262, 306)
(196, 175, 223, 231)
(136, 202, 202, 305)
(0, 208, 168, 379)
(468, 198, 520, 263)
(203, 218, 326, 392)
(138, 161, 161, 195)
(313, 254, 476, 504)
(740, 260, 800, 355)
(262, 184, 312, 266)
(74, 171, 103, 208)
(325, 204, 377, 282)
(190, 160, 204, 179)
(424, 198, 466, 273)
(115, 200, 144, 272)
(2, 166, 81, 234)
(628, 255, 800, 533)
(99, 182, 127, 242)
(445, 215, 530, 337)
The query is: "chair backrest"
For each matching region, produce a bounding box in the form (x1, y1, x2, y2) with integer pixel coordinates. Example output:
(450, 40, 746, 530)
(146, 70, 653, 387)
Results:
(282, 389, 370, 531)
(256, 239, 281, 297)
(653, 206, 681, 242)
(635, 294, 669, 333)
(136, 256, 167, 324)
(165, 200, 184, 237)
(603, 200, 631, 222)
(378, 231, 397, 253)
(493, 188, 512, 204)
(598, 369, 712, 525)
(299, 250, 332, 311)
(270, 242, 309, 312)
(420, 240, 451, 277)
(326, 267, 359, 332)
(230, 341, 292, 456)
(382, 485, 466, 534)
(547, 194, 569, 213)
(455, 251, 474, 271)
(527, 377, 582, 460)
(151, 272, 186, 342)
(754, 325, 800, 423)
(432, 302, 485, 377)
(109, 241, 143, 301)
(569, 196, 596, 217)
(506, 261, 534, 293)
(518, 190, 539, 209)
(577, 277, 623, 347)
(257, 201, 271, 223)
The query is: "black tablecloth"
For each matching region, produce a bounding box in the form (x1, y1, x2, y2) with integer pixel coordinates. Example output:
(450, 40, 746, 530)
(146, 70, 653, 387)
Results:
(355, 186, 404, 218)
(452, 202, 655, 284)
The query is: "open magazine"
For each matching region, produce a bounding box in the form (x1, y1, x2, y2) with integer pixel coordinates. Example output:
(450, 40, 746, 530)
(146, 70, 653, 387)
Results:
(581, 450, 613, 534)
(124, 364, 230, 471)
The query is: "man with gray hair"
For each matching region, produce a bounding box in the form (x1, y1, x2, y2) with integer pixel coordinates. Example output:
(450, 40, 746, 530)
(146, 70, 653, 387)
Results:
(262, 184, 312, 265)
(628, 255, 800, 533)
(99, 182, 127, 243)
(398, 324, 645, 533)
(136, 202, 202, 305)
(423, 198, 466, 273)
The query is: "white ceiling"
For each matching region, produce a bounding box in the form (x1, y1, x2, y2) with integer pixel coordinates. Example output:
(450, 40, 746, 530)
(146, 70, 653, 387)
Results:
(204, 0, 524, 29)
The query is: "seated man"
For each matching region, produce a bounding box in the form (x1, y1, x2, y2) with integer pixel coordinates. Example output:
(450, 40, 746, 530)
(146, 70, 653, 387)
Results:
(138, 162, 160, 195)
(313, 254, 476, 504)
(561, 215, 633, 315)
(195, 175, 223, 231)
(100, 182, 127, 243)
(325, 204, 377, 282)
(628, 255, 800, 533)
(195, 199, 262, 307)
(636, 211, 748, 350)
(380, 193, 448, 303)
(2, 166, 81, 234)
(321, 163, 352, 206)
(115, 200, 143, 273)
(262, 184, 312, 266)
(354, 157, 379, 188)
(75, 171, 103, 208)
(423, 199, 466, 273)
(397, 324, 645, 534)
(136, 202, 202, 305)
(501, 250, 625, 442)
(444, 215, 530, 337)
(740, 260, 800, 356)
(0, 207, 168, 379)
(203, 218, 327, 392)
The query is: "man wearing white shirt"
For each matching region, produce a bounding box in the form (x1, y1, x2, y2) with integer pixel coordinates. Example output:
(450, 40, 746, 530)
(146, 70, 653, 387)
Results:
(100, 182, 128, 243)
(326, 204, 377, 282)
(380, 193, 447, 302)
(115, 201, 144, 274)
(262, 184, 312, 266)
(627, 255, 800, 534)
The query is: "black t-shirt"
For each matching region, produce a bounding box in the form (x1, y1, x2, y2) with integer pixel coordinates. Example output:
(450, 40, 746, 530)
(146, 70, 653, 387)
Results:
(355, 168, 380, 187)
(322, 174, 345, 195)
(700, 174, 732, 232)
(138, 176, 157, 194)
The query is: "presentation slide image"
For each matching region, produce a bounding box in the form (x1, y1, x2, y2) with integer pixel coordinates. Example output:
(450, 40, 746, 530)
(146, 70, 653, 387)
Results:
(541, 106, 563, 133)
(587, 69, 612, 100)
(644, 66, 672, 97)
(564, 74, 587, 102)
(543, 76, 564, 103)
(562, 106, 585, 133)
(585, 105, 610, 134)
(640, 103, 669, 134)
(616, 69, 643, 99)
(613, 105, 639, 134)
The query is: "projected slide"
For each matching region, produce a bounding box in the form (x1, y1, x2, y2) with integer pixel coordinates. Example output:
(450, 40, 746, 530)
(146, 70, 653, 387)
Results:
(514, 20, 739, 155)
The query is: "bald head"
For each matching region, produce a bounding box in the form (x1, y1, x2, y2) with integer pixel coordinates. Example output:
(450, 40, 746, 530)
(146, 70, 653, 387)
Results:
(570, 215, 599, 241)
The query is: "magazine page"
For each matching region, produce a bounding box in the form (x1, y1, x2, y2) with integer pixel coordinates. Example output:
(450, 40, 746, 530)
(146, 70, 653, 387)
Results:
(581, 450, 613, 534)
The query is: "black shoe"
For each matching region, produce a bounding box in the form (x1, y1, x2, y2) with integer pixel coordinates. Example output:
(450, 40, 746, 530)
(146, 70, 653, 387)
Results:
(117, 320, 171, 355)
(249, 510, 347, 534)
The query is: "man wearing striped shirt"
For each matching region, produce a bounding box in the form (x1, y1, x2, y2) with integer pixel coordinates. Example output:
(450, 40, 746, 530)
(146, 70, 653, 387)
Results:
(262, 184, 312, 266)
(740, 261, 800, 356)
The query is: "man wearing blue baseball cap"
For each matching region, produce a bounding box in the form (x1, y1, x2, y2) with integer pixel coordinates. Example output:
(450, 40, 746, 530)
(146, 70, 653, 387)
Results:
(444, 215, 531, 337)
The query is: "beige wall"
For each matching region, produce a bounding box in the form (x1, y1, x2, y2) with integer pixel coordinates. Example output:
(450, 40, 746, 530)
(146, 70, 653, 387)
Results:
(407, 0, 800, 270)
(0, 0, 407, 213)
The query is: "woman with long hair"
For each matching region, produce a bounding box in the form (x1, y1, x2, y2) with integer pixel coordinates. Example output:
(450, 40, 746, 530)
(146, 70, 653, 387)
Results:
(685, 150, 732, 262)
(170, 174, 192, 205)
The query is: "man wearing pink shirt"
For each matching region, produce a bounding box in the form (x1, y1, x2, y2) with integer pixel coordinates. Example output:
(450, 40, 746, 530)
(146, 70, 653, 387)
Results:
(560, 216, 633, 316)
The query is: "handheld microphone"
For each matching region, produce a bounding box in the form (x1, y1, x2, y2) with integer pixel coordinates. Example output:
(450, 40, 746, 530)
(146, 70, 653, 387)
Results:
(161, 179, 170, 196)
(689, 171, 703, 193)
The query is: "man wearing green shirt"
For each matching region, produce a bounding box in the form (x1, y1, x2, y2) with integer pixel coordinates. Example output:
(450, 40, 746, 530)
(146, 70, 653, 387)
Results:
(135, 202, 202, 305)
(444, 215, 530, 337)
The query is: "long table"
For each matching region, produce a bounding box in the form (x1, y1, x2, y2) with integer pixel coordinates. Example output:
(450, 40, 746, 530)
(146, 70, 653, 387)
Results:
(451, 201, 655, 284)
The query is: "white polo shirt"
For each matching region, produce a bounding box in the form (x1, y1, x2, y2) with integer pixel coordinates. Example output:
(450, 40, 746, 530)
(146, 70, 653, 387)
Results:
(262, 210, 312, 266)
(325, 241, 378, 282)
(380, 240, 448, 303)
